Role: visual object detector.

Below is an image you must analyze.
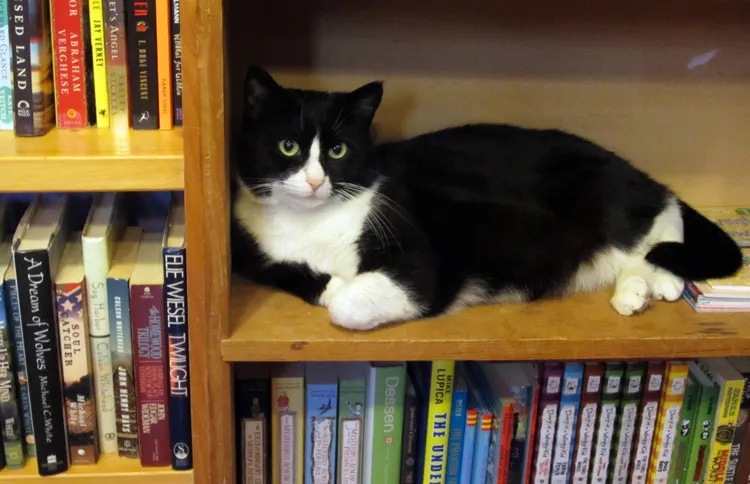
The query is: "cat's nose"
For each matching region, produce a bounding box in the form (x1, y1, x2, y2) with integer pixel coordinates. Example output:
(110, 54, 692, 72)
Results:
(307, 178, 324, 192)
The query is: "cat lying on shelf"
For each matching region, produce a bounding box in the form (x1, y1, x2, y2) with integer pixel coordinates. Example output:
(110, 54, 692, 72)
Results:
(229, 65, 742, 331)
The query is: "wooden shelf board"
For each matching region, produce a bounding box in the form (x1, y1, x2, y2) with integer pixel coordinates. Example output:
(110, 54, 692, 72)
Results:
(224, 275, 750, 362)
(0, 454, 193, 483)
(0, 128, 184, 192)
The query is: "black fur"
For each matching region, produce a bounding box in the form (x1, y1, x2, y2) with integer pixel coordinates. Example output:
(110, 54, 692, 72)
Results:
(231, 66, 743, 318)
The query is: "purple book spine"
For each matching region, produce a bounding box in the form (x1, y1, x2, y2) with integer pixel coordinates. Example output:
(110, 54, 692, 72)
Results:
(531, 362, 563, 483)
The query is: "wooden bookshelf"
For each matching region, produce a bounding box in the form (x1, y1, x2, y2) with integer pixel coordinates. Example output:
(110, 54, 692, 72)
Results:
(0, 129, 184, 192)
(0, 454, 193, 483)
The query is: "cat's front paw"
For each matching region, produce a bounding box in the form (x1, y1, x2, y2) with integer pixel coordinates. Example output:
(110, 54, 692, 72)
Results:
(318, 276, 347, 307)
(651, 271, 684, 302)
(610, 276, 650, 316)
(327, 272, 422, 331)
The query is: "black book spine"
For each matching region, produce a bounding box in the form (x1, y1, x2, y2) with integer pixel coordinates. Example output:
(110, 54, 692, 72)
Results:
(170, 0, 182, 126)
(400, 378, 419, 484)
(9, 0, 33, 135)
(125, 0, 159, 129)
(234, 371, 270, 484)
(13, 251, 69, 475)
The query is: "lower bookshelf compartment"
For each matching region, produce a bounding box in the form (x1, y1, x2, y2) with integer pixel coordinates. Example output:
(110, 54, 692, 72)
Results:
(0, 454, 193, 483)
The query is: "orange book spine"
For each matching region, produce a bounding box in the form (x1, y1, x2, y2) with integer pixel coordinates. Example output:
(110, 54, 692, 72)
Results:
(156, 0, 173, 129)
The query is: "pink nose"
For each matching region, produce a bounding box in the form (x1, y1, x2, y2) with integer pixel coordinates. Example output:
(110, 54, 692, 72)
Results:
(307, 179, 324, 192)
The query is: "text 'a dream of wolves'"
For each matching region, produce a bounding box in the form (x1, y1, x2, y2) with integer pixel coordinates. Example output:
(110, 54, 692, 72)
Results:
(230, 66, 742, 331)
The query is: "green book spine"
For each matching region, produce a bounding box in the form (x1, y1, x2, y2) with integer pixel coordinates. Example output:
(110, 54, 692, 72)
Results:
(684, 369, 719, 484)
(609, 361, 646, 484)
(364, 363, 406, 484)
(668, 376, 700, 484)
(338, 366, 366, 484)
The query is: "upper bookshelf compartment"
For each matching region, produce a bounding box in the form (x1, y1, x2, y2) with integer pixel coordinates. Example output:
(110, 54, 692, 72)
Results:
(0, 129, 184, 192)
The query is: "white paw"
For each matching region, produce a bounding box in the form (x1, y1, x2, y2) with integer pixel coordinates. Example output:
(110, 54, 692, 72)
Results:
(651, 271, 684, 302)
(327, 272, 422, 331)
(318, 276, 347, 307)
(611, 276, 650, 316)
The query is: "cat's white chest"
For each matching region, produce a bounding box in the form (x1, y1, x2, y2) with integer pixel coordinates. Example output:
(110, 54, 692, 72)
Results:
(234, 189, 375, 279)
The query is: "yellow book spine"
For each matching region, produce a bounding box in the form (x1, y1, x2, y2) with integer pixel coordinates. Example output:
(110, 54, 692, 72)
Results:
(156, 0, 173, 129)
(421, 360, 455, 484)
(88, 0, 109, 128)
(271, 376, 305, 484)
(646, 361, 689, 484)
(704, 377, 744, 484)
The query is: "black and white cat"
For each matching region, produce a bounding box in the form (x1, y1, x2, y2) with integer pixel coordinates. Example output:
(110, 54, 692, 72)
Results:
(230, 65, 742, 331)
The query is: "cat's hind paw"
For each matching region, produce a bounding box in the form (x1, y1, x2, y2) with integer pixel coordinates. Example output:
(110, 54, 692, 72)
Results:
(327, 272, 422, 331)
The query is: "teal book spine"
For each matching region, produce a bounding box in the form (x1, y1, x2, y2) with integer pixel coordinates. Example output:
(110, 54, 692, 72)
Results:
(0, 277, 23, 468)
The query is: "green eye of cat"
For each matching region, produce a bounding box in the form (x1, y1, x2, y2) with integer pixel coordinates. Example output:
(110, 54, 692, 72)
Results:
(328, 143, 348, 159)
(278, 140, 300, 156)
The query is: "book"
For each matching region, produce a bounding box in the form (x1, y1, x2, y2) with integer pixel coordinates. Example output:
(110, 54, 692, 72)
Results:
(272, 363, 305, 484)
(50, 0, 95, 127)
(126, 0, 158, 129)
(683, 362, 720, 484)
(82, 193, 125, 455)
(362, 362, 406, 484)
(531, 362, 563, 484)
(338, 363, 367, 484)
(414, 360, 455, 484)
(521, 364, 540, 484)
(10, 0, 56, 135)
(728, 357, 750, 484)
(466, 370, 492, 484)
(55, 234, 99, 465)
(630, 361, 666, 484)
(460, 407, 477, 484)
(493, 362, 535, 484)
(571, 362, 604, 484)
(445, 372, 467, 484)
(163, 193, 192, 470)
(88, 0, 109, 126)
(305, 363, 338, 484)
(235, 363, 270, 484)
(130, 231, 170, 466)
(107, 226, 142, 458)
(697, 207, 750, 247)
(667, 374, 699, 484)
(4, 263, 35, 458)
(609, 361, 646, 484)
(11, 196, 71, 475)
(590, 361, 624, 484)
(170, 0, 181, 125)
(647, 361, 689, 484)
(400, 375, 418, 484)
(0, 0, 13, 130)
(551, 362, 584, 484)
(103, 0, 130, 128)
(155, 0, 171, 129)
(0, 240, 24, 469)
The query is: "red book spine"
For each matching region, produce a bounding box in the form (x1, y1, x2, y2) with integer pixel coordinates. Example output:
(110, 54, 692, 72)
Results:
(50, 0, 91, 128)
(131, 283, 170, 466)
(498, 401, 515, 484)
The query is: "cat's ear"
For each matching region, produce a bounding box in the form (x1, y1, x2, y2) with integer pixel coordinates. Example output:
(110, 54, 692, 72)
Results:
(244, 65, 283, 119)
(347, 81, 383, 123)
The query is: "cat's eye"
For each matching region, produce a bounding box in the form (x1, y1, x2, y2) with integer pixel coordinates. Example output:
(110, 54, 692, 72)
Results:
(278, 140, 300, 157)
(328, 143, 348, 159)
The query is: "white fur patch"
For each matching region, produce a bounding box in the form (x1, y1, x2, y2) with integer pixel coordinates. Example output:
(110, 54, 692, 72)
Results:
(446, 279, 526, 314)
(327, 271, 422, 330)
(281, 136, 331, 206)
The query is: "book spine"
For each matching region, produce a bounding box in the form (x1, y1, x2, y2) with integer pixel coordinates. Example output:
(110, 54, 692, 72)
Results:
(0, 282, 24, 468)
(498, 400, 516, 484)
(399, 383, 418, 484)
(734, 411, 750, 484)
(56, 280, 98, 464)
(460, 409, 477, 484)
(338, 376, 365, 484)
(531, 362, 563, 484)
(421, 360, 454, 484)
(667, 376, 699, 484)
(10, 0, 56, 135)
(235, 375, 270, 484)
(164, 247, 192, 470)
(271, 374, 305, 484)
(107, 277, 138, 457)
(5, 278, 34, 457)
(630, 361, 666, 484)
(14, 251, 70, 475)
(88, 0, 108, 126)
(725, 369, 750, 484)
(704, 373, 744, 484)
(508, 383, 531, 484)
(305, 380, 338, 484)
(470, 412, 492, 484)
(131, 283, 170, 466)
(0, 0, 13, 130)
(170, 0, 181, 125)
(445, 385, 467, 484)
(647, 362, 689, 484)
(523, 377, 540, 484)
(609, 362, 646, 484)
(571, 363, 603, 484)
(126, 0, 158, 129)
(103, 0, 130, 128)
(684, 383, 719, 484)
(155, 0, 171, 129)
(50, 0, 92, 127)
(550, 362, 583, 484)
(590, 362, 624, 484)
(370, 364, 406, 484)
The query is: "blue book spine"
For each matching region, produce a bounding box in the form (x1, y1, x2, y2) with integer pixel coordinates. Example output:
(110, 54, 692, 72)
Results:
(459, 406, 478, 484)
(446, 377, 468, 484)
(550, 362, 584, 484)
(4, 277, 34, 458)
(470, 411, 492, 484)
(305, 376, 338, 484)
(163, 246, 192, 470)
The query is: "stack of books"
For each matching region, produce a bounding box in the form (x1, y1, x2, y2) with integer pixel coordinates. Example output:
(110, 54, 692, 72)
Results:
(685, 207, 750, 312)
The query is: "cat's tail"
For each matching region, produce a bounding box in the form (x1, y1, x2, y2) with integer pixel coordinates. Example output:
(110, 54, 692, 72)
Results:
(645, 200, 743, 280)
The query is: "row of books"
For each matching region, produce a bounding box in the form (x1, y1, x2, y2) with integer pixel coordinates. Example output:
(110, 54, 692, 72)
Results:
(0, 192, 191, 476)
(684, 207, 750, 313)
(0, 0, 181, 135)
(235, 357, 750, 484)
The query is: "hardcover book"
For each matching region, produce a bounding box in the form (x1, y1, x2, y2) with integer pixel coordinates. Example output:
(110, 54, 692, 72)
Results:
(551, 362, 584, 484)
(126, 0, 159, 129)
(531, 362, 563, 484)
(629, 361, 666, 484)
(103, 0, 130, 128)
(445, 371, 467, 484)
(272, 363, 305, 484)
(337, 363, 366, 484)
(683, 362, 719, 484)
(0, 0, 12, 130)
(590, 361, 624, 484)
(305, 363, 338, 484)
(609, 361, 646, 484)
(647, 361, 689, 484)
(11, 196, 71, 475)
(465, 368, 493, 484)
(235, 363, 271, 484)
(170, 0, 181, 125)
(493, 362, 535, 484)
(521, 364, 540, 484)
(107, 226, 142, 458)
(55, 234, 99, 464)
(571, 362, 604, 484)
(461, 407, 477, 484)
(88, 0, 109, 126)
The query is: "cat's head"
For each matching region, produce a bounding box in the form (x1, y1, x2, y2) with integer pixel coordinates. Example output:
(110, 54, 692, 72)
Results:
(234, 65, 383, 210)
